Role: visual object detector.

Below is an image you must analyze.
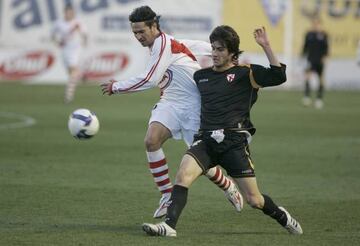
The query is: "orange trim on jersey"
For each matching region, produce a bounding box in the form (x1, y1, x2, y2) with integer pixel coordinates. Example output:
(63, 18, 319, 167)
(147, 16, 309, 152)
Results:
(249, 69, 262, 89)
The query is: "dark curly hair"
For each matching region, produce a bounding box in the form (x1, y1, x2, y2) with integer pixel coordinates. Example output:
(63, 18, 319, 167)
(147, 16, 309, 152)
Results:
(129, 6, 161, 30)
(210, 25, 243, 60)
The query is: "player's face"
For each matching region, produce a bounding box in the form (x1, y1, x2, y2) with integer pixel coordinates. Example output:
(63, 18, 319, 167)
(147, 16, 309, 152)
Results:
(131, 22, 159, 47)
(312, 19, 321, 31)
(211, 41, 234, 71)
(64, 8, 75, 21)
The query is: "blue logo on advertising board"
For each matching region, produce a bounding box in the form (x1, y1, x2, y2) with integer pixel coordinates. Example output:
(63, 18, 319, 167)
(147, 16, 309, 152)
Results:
(11, 0, 141, 29)
(259, 0, 287, 26)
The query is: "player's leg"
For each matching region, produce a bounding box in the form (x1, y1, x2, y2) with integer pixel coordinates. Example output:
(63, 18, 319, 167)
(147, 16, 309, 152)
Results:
(146, 102, 186, 218)
(205, 166, 243, 211)
(235, 177, 302, 234)
(315, 63, 325, 109)
(182, 129, 243, 212)
(144, 121, 173, 218)
(64, 66, 80, 103)
(166, 154, 203, 228)
(142, 153, 203, 237)
(63, 48, 81, 103)
(302, 65, 312, 107)
(205, 166, 230, 191)
(221, 137, 302, 235)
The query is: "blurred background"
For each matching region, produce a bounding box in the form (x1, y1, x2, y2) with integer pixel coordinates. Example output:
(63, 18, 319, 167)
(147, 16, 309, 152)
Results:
(0, 0, 359, 88)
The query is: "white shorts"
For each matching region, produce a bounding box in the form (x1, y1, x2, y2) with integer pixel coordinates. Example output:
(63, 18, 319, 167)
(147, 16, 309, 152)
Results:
(62, 46, 81, 68)
(149, 101, 200, 147)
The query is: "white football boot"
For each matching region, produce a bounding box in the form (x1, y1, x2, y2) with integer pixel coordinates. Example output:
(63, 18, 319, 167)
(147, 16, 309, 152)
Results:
(142, 221, 177, 237)
(153, 193, 171, 218)
(224, 181, 243, 212)
(302, 97, 312, 107)
(314, 99, 324, 109)
(279, 207, 303, 235)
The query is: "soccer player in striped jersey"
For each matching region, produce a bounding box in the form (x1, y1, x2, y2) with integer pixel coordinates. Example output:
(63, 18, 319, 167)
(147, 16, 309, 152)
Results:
(142, 25, 303, 236)
(51, 4, 87, 104)
(101, 6, 243, 219)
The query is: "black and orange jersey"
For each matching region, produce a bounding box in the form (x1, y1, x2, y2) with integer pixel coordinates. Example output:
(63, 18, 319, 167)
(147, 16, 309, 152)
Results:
(193, 63, 286, 134)
(302, 31, 329, 63)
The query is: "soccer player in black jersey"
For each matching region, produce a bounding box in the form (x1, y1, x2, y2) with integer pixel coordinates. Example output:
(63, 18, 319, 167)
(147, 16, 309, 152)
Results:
(302, 17, 329, 109)
(142, 25, 303, 237)
(357, 40, 360, 66)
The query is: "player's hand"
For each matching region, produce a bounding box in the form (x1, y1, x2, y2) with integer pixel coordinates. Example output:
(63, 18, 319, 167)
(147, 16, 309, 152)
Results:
(101, 79, 115, 95)
(254, 26, 270, 47)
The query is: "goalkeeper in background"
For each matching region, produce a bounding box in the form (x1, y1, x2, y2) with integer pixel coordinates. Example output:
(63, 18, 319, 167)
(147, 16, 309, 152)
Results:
(301, 16, 329, 109)
(357, 40, 360, 66)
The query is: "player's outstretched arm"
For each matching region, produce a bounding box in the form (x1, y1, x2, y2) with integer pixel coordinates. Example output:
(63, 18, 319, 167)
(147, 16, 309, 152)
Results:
(101, 79, 116, 95)
(250, 27, 286, 88)
(101, 34, 173, 96)
(254, 27, 280, 67)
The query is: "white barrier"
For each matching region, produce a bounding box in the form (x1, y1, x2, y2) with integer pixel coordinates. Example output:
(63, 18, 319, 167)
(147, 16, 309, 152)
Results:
(0, 0, 222, 84)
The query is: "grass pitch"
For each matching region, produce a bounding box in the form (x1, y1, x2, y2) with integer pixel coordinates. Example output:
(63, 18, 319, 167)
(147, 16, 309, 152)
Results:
(0, 83, 359, 245)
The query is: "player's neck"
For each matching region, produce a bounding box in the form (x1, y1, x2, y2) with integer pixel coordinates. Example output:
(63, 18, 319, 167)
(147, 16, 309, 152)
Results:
(213, 63, 235, 72)
(148, 32, 162, 49)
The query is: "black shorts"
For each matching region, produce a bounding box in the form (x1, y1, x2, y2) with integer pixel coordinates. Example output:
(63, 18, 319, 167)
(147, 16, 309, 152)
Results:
(306, 61, 324, 76)
(186, 130, 255, 178)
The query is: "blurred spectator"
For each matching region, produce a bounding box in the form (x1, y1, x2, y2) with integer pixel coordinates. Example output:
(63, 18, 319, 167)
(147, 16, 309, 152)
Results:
(51, 4, 87, 104)
(301, 17, 329, 109)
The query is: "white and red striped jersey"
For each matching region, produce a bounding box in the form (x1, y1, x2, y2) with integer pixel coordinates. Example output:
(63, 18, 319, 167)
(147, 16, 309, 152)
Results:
(111, 32, 211, 109)
(51, 18, 87, 49)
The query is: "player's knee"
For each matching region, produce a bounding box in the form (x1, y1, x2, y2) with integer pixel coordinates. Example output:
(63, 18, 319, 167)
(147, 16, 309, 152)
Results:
(175, 165, 198, 187)
(175, 169, 192, 187)
(144, 135, 161, 151)
(245, 193, 263, 209)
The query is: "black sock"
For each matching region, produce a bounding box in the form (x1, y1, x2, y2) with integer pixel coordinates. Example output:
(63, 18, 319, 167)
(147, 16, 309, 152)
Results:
(317, 83, 324, 99)
(304, 80, 310, 97)
(262, 194, 287, 227)
(165, 185, 188, 229)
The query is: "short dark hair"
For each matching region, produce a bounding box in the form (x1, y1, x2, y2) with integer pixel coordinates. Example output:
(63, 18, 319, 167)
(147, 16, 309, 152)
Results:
(311, 15, 322, 24)
(210, 25, 243, 60)
(64, 3, 74, 11)
(129, 6, 161, 30)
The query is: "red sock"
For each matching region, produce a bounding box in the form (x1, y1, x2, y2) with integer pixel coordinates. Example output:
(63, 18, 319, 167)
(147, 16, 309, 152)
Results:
(206, 166, 231, 191)
(146, 149, 172, 194)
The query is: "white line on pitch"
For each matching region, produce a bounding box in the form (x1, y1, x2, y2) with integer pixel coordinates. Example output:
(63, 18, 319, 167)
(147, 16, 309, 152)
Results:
(0, 112, 37, 130)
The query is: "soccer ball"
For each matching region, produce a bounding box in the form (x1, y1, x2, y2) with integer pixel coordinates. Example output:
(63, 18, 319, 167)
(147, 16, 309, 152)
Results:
(68, 108, 99, 139)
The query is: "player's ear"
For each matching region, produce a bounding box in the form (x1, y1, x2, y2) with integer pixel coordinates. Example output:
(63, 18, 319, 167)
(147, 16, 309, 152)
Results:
(149, 22, 157, 30)
(232, 55, 239, 65)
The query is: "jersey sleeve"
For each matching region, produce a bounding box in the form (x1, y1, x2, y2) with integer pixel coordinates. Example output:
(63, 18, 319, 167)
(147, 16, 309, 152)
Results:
(51, 21, 61, 41)
(112, 33, 173, 94)
(78, 20, 87, 35)
(302, 32, 310, 56)
(248, 63, 287, 88)
(179, 39, 212, 57)
(177, 39, 212, 68)
(323, 32, 329, 57)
